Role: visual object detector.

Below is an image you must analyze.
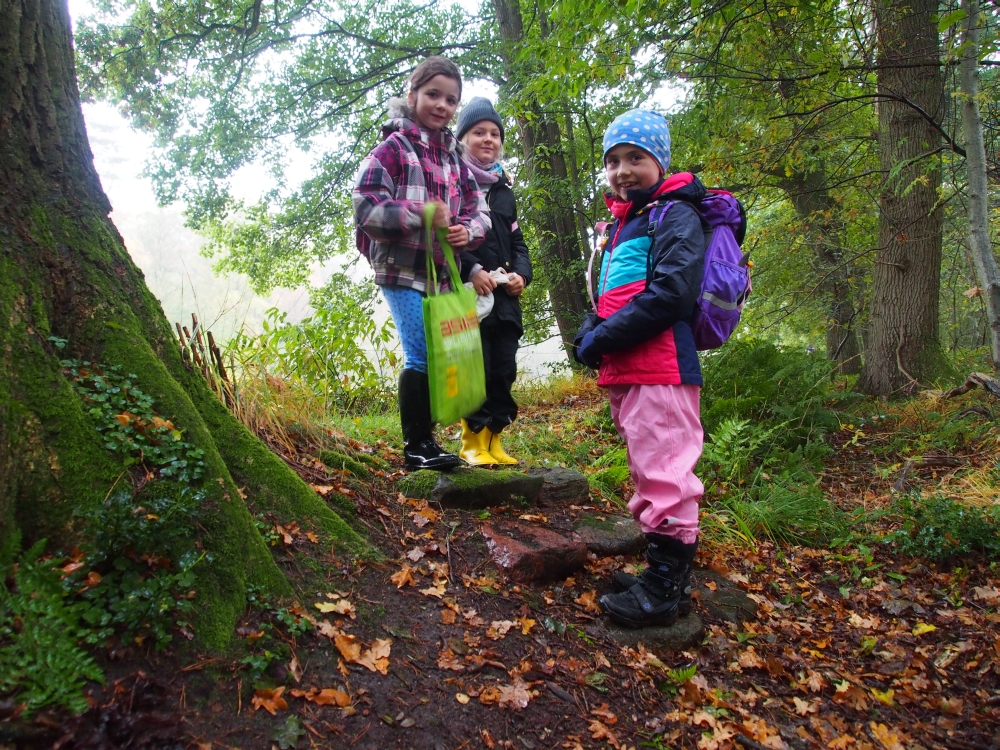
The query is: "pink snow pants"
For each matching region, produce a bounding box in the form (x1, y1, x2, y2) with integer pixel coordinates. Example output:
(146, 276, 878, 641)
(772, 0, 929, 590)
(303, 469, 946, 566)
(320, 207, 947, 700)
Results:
(608, 383, 703, 544)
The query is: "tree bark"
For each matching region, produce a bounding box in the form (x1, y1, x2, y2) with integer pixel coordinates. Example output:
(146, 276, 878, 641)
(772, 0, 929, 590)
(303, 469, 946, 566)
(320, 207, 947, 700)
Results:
(859, 0, 947, 396)
(492, 0, 590, 355)
(777, 168, 862, 375)
(0, 0, 361, 646)
(958, 0, 1000, 372)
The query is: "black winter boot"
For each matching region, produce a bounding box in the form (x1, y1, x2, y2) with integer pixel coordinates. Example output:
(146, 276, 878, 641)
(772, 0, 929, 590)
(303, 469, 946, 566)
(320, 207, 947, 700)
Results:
(398, 369, 461, 472)
(599, 534, 697, 628)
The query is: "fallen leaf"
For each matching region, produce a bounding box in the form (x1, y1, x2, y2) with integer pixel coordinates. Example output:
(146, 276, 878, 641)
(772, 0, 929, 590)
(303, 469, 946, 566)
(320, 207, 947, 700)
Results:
(738, 646, 765, 670)
(333, 634, 361, 663)
(251, 687, 288, 715)
(827, 736, 855, 749)
(516, 616, 536, 635)
(804, 669, 825, 693)
(498, 679, 532, 710)
(355, 638, 392, 675)
(288, 655, 302, 683)
(315, 600, 356, 618)
(973, 585, 1000, 605)
(911, 622, 936, 636)
(456, 693, 470, 704)
(481, 728, 496, 749)
(478, 686, 500, 705)
(420, 580, 447, 599)
(316, 620, 341, 639)
(869, 722, 905, 750)
(574, 589, 602, 614)
(870, 687, 894, 706)
(849, 612, 879, 629)
(441, 609, 457, 625)
(792, 696, 818, 716)
(437, 649, 465, 671)
(595, 651, 611, 670)
(939, 696, 963, 715)
(590, 704, 618, 725)
(290, 688, 350, 707)
(406, 547, 426, 562)
(588, 719, 621, 749)
(487, 620, 516, 640)
(391, 565, 416, 588)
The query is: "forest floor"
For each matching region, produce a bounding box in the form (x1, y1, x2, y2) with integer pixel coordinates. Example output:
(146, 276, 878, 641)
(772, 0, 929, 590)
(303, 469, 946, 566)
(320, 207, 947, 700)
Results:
(13, 380, 1000, 750)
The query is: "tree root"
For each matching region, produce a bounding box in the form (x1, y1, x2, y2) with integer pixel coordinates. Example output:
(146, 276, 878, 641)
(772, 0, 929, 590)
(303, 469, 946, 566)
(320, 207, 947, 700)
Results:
(938, 372, 1000, 399)
(893, 456, 963, 492)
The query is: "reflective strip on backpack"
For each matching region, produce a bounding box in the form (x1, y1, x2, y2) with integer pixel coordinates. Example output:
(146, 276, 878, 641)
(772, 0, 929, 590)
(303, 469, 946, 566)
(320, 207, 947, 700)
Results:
(701, 290, 741, 311)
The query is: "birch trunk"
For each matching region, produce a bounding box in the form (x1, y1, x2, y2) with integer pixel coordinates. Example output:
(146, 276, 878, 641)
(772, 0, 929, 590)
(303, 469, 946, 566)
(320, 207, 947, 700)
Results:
(958, 0, 1000, 372)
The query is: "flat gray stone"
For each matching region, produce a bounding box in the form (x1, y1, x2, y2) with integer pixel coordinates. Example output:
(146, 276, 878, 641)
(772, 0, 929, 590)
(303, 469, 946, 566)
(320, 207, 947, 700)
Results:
(572, 514, 646, 557)
(524, 467, 590, 507)
(693, 569, 757, 625)
(588, 613, 705, 655)
(398, 468, 542, 509)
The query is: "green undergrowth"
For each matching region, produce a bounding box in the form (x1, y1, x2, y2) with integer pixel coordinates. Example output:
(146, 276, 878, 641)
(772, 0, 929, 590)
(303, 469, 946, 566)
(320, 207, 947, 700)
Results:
(883, 493, 1000, 560)
(0, 541, 104, 716)
(1, 357, 217, 714)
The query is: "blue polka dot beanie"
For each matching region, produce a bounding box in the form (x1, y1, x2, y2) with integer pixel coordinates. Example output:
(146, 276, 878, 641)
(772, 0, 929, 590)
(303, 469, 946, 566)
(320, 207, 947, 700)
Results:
(602, 109, 671, 173)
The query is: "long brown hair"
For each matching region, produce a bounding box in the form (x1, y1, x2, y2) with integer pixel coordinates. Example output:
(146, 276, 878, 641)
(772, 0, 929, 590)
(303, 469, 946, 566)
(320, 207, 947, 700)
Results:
(408, 56, 462, 99)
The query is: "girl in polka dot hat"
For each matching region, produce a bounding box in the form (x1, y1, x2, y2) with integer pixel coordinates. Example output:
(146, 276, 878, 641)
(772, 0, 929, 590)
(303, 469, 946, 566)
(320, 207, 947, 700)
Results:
(574, 108, 707, 629)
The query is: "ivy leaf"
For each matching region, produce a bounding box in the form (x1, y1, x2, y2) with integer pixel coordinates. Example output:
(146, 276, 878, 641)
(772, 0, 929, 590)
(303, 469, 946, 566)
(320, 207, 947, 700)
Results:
(271, 714, 305, 749)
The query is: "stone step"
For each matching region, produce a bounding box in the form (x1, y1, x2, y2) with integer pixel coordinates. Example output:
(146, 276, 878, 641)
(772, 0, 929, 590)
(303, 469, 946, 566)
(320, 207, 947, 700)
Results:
(572, 514, 646, 557)
(524, 467, 590, 507)
(398, 467, 543, 509)
(480, 523, 588, 583)
(587, 614, 705, 656)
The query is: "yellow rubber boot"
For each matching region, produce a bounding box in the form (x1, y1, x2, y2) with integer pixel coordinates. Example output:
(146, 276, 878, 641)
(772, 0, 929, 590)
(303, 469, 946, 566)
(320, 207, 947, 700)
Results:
(460, 420, 496, 465)
(486, 427, 519, 465)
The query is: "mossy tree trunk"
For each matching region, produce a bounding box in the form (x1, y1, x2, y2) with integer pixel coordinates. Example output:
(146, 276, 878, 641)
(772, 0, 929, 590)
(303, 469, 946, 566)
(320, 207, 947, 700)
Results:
(0, 0, 362, 647)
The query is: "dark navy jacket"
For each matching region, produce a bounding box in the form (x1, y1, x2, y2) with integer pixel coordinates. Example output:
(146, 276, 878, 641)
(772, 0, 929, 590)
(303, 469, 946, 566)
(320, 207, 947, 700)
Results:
(466, 175, 533, 332)
(578, 173, 706, 387)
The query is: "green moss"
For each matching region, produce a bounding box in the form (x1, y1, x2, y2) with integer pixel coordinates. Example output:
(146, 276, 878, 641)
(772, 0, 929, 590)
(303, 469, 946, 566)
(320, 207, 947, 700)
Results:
(576, 514, 615, 531)
(351, 451, 391, 471)
(316, 450, 372, 480)
(397, 470, 442, 498)
(398, 467, 529, 499)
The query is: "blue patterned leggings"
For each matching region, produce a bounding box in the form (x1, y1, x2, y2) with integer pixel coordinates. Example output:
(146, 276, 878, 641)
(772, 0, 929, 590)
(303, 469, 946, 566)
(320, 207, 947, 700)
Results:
(380, 285, 427, 374)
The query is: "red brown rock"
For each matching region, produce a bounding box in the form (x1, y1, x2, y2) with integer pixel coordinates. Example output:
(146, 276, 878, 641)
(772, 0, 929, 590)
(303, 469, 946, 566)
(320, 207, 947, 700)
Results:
(480, 523, 588, 583)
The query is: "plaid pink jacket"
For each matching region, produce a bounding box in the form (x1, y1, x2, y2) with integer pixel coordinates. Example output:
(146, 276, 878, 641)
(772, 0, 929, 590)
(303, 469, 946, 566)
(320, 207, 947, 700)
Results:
(353, 110, 490, 293)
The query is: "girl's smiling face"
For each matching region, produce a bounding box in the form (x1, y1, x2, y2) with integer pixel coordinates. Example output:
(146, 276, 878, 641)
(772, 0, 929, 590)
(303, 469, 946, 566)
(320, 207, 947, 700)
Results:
(604, 144, 663, 200)
(408, 74, 461, 131)
(462, 120, 502, 163)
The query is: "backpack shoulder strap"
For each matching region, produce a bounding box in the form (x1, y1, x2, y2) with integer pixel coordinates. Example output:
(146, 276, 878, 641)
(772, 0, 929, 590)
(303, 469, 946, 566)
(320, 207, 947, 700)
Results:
(646, 200, 676, 237)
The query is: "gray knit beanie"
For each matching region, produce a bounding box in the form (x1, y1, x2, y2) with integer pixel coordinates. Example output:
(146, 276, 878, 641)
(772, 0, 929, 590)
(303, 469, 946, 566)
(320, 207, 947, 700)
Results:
(455, 97, 505, 142)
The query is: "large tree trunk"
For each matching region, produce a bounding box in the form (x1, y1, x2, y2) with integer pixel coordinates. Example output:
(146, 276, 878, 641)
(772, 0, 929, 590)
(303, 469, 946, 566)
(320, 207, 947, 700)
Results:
(859, 0, 947, 395)
(777, 168, 862, 375)
(0, 0, 361, 647)
(959, 0, 1000, 372)
(492, 0, 590, 355)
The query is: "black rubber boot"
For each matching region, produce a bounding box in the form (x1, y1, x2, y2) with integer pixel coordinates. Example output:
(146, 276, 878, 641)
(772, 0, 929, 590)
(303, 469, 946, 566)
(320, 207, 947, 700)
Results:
(599, 534, 697, 628)
(610, 532, 694, 615)
(398, 369, 461, 472)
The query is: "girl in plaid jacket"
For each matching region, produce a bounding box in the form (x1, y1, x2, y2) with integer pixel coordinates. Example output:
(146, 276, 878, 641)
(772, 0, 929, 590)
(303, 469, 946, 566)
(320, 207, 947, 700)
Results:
(353, 56, 492, 472)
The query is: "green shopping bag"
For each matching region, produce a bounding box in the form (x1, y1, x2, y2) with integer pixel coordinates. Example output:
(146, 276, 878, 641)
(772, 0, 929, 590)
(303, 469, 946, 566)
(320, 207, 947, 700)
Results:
(421, 206, 486, 425)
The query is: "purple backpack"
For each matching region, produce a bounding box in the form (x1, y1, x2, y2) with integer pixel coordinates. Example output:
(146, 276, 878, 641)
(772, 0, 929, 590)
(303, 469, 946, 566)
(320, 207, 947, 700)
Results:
(648, 191, 751, 351)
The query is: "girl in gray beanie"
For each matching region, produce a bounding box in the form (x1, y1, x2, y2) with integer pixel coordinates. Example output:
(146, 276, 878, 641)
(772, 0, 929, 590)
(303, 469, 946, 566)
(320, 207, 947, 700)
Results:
(455, 98, 533, 465)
